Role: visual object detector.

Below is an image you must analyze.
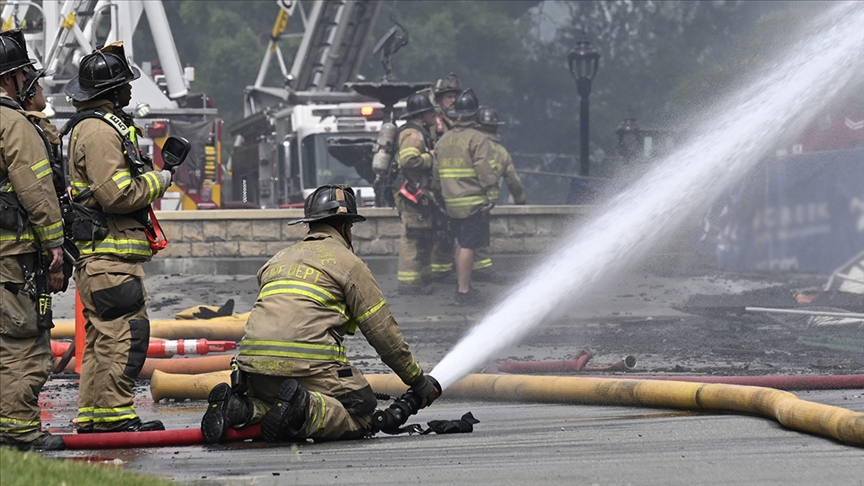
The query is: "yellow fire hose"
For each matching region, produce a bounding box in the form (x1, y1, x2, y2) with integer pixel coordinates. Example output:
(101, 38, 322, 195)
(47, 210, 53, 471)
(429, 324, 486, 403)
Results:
(51, 318, 246, 340)
(150, 371, 864, 447)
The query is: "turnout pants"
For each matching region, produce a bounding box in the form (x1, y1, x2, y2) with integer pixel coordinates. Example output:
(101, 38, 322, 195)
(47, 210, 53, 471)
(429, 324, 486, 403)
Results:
(245, 365, 378, 441)
(0, 254, 52, 442)
(74, 257, 150, 431)
(396, 199, 433, 287)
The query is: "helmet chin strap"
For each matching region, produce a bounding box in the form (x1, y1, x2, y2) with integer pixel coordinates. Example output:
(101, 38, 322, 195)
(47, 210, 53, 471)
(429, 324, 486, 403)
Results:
(12, 72, 25, 106)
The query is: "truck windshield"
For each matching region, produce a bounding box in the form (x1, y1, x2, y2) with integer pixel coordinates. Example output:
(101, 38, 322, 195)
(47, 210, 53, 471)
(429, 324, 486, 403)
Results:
(301, 132, 375, 188)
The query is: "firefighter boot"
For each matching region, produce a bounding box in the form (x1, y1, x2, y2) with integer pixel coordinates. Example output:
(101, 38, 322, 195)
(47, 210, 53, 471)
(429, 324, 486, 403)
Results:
(0, 432, 66, 451)
(260, 379, 311, 443)
(201, 383, 252, 444)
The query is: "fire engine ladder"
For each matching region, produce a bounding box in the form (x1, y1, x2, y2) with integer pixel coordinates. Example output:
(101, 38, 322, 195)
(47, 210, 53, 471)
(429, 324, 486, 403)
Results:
(4, 0, 188, 104)
(288, 0, 381, 92)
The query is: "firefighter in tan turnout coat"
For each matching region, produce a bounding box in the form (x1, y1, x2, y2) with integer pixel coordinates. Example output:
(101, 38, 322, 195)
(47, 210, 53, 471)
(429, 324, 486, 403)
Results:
(394, 93, 444, 293)
(0, 29, 66, 451)
(65, 42, 172, 433)
(201, 185, 440, 443)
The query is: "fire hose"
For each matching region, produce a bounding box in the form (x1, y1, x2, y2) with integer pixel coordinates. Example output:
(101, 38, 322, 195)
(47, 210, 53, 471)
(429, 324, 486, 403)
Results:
(53, 353, 234, 379)
(61, 424, 261, 450)
(488, 348, 637, 374)
(50, 318, 247, 340)
(150, 371, 864, 446)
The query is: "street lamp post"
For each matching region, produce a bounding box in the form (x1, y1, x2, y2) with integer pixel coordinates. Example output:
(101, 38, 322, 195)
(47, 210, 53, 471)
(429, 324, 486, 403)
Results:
(568, 36, 600, 178)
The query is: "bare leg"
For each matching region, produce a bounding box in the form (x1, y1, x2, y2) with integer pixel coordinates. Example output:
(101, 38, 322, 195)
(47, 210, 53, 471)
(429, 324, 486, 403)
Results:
(456, 244, 474, 293)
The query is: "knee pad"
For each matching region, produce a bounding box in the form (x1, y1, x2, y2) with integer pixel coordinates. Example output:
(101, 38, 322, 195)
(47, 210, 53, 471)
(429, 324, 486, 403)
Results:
(123, 318, 150, 378)
(91, 278, 145, 320)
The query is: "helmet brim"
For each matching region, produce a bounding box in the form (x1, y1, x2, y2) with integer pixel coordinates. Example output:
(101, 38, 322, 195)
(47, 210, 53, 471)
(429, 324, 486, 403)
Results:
(448, 108, 479, 119)
(399, 106, 435, 120)
(0, 58, 36, 77)
(287, 213, 367, 226)
(65, 65, 141, 102)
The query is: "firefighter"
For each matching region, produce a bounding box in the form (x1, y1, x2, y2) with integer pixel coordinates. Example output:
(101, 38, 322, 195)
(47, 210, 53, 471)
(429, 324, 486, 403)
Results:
(0, 29, 65, 450)
(394, 93, 440, 294)
(65, 42, 172, 433)
(433, 89, 499, 305)
(472, 106, 527, 281)
(201, 184, 440, 443)
(430, 71, 461, 139)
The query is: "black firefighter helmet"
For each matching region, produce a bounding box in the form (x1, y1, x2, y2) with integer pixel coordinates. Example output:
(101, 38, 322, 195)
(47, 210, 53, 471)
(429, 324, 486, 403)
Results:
(449, 88, 480, 119)
(0, 29, 36, 76)
(400, 93, 435, 119)
(434, 72, 461, 98)
(478, 106, 505, 126)
(22, 67, 53, 100)
(65, 41, 140, 102)
(288, 184, 367, 226)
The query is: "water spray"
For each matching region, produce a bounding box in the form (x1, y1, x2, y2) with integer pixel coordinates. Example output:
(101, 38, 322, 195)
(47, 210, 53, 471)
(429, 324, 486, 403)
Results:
(431, 1, 864, 390)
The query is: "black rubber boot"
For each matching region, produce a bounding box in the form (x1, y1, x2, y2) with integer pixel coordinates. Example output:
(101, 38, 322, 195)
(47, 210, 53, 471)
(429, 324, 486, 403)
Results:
(260, 379, 310, 443)
(0, 432, 66, 451)
(201, 383, 252, 444)
(78, 417, 165, 433)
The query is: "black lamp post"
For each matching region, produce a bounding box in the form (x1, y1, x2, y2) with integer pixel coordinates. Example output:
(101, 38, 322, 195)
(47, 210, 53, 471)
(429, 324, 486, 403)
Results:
(568, 36, 600, 177)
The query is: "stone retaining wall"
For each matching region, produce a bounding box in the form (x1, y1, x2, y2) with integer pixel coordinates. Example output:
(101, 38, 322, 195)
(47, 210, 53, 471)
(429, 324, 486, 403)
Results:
(154, 206, 595, 259)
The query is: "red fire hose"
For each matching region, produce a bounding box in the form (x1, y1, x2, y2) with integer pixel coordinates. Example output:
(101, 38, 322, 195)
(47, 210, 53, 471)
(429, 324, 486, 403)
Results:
(51, 339, 236, 358)
(490, 348, 637, 374)
(60, 424, 260, 450)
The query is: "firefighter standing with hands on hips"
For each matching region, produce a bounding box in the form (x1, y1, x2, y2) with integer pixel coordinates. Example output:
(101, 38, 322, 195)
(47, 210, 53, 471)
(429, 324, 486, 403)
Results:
(201, 184, 441, 444)
(64, 41, 172, 433)
(0, 29, 66, 451)
(394, 93, 444, 294)
(433, 89, 499, 305)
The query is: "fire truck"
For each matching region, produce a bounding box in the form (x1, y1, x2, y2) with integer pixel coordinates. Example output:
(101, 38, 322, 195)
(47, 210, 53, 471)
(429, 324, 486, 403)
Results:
(227, 0, 425, 208)
(1, 0, 224, 210)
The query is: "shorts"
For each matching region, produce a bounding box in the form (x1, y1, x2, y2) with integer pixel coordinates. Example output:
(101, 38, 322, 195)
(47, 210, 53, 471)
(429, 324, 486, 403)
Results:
(451, 210, 489, 250)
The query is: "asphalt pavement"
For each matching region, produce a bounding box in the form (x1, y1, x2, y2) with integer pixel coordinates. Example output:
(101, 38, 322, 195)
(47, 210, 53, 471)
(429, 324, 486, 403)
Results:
(41, 261, 864, 485)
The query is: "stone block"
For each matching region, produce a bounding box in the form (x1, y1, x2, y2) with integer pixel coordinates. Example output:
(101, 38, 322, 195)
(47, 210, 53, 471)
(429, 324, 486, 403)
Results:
(190, 242, 214, 257)
(203, 221, 226, 241)
(227, 220, 253, 240)
(156, 242, 191, 258)
(489, 217, 508, 237)
(521, 236, 556, 253)
(162, 222, 182, 241)
(239, 241, 269, 257)
(252, 221, 282, 241)
(492, 237, 525, 253)
(509, 216, 536, 237)
(183, 221, 204, 241)
(266, 241, 292, 255)
(356, 238, 396, 256)
(213, 241, 240, 257)
(351, 221, 375, 240)
(376, 218, 401, 237)
(281, 222, 308, 240)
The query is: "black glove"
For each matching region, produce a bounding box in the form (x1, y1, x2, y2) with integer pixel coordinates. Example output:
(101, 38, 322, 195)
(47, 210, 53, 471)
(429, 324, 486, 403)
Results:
(424, 412, 480, 434)
(411, 375, 441, 408)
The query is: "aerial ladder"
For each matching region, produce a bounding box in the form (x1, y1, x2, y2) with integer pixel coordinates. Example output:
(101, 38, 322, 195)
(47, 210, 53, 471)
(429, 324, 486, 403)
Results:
(0, 0, 223, 209)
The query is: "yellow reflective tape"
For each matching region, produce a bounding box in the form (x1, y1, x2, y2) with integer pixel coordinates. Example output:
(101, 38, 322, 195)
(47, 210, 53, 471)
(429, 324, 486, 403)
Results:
(0, 231, 35, 241)
(35, 221, 64, 242)
(31, 159, 51, 179)
(76, 237, 152, 257)
(142, 171, 159, 203)
(444, 195, 486, 207)
(355, 299, 385, 324)
(399, 147, 422, 158)
(439, 168, 477, 178)
(112, 171, 132, 190)
(308, 392, 326, 434)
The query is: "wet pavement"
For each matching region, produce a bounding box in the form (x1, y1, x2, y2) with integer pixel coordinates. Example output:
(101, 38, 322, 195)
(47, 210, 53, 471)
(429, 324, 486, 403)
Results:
(41, 262, 864, 484)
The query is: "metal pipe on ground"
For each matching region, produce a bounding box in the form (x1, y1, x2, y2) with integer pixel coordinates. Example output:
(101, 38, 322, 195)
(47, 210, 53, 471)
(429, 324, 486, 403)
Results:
(150, 371, 864, 446)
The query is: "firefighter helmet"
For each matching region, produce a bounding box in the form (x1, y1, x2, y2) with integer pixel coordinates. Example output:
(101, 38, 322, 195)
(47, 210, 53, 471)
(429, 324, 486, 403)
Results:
(449, 89, 480, 119)
(400, 93, 435, 119)
(288, 184, 367, 225)
(0, 29, 36, 76)
(478, 106, 505, 126)
(22, 67, 52, 100)
(65, 41, 140, 102)
(433, 72, 461, 97)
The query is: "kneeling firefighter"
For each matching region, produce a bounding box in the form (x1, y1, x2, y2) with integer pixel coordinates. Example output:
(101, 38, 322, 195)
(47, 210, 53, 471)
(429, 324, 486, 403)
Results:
(201, 184, 441, 443)
(64, 42, 173, 433)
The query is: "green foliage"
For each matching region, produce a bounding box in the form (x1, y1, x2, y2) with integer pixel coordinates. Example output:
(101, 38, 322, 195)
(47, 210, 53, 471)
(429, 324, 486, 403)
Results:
(142, 0, 838, 197)
(0, 447, 174, 486)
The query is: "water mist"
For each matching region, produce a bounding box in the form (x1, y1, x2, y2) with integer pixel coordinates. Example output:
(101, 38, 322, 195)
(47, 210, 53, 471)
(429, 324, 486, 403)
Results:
(431, 2, 864, 389)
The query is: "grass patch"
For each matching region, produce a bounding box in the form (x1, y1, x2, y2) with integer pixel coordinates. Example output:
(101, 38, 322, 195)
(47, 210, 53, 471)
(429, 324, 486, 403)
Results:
(0, 447, 176, 486)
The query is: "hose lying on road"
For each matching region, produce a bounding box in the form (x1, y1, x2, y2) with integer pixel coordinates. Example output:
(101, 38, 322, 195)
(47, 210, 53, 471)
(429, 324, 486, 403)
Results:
(150, 371, 864, 447)
(51, 318, 246, 341)
(61, 424, 260, 450)
(54, 354, 234, 379)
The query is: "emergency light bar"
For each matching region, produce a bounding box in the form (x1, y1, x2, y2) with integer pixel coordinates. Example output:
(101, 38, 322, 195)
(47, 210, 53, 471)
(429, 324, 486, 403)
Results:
(312, 106, 383, 120)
